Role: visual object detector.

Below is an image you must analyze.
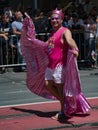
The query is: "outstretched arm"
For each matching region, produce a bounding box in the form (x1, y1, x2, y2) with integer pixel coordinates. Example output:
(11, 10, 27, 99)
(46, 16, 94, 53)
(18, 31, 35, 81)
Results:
(63, 29, 79, 57)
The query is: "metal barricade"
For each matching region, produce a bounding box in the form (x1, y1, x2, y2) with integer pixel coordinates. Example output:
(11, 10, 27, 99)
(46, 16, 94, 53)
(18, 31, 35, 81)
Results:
(0, 35, 25, 68)
(0, 31, 97, 70)
(72, 30, 97, 68)
(72, 30, 85, 60)
(0, 33, 50, 69)
(0, 37, 9, 67)
(95, 37, 98, 66)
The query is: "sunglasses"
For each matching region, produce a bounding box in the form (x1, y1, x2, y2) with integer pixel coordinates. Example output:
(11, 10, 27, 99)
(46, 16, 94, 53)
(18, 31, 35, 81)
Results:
(51, 17, 61, 21)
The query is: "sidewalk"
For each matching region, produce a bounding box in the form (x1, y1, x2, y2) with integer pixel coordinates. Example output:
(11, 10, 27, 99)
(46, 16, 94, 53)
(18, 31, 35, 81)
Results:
(0, 98, 98, 130)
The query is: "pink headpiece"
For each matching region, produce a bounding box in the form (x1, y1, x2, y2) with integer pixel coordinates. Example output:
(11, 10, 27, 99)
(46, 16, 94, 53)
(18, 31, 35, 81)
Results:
(51, 8, 64, 19)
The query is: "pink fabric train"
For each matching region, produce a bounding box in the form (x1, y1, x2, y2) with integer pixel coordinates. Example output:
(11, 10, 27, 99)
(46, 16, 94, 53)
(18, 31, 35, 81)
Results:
(20, 16, 91, 116)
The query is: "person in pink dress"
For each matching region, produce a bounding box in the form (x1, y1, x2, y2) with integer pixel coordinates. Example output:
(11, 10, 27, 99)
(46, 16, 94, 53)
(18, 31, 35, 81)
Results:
(20, 9, 91, 121)
(45, 9, 79, 119)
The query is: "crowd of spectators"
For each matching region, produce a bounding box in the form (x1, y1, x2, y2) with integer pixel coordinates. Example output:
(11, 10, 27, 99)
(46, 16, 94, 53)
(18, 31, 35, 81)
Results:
(0, 0, 98, 74)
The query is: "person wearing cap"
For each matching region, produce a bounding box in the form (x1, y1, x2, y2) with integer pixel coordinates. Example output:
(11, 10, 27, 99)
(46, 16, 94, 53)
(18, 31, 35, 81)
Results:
(20, 9, 91, 121)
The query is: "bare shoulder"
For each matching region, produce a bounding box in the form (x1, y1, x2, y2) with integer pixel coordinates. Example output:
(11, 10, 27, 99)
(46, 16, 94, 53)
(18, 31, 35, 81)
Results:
(63, 28, 72, 38)
(63, 28, 71, 34)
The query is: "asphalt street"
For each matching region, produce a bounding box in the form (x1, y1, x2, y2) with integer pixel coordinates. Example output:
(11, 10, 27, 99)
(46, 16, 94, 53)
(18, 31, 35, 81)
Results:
(0, 67, 98, 107)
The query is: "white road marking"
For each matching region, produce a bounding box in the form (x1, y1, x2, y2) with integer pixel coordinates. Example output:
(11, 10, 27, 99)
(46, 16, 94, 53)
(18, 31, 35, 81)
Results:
(0, 97, 98, 108)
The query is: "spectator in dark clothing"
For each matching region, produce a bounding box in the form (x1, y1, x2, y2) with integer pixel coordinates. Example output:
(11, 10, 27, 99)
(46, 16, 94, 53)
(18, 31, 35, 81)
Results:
(68, 12, 84, 60)
(0, 14, 12, 73)
(33, 10, 49, 41)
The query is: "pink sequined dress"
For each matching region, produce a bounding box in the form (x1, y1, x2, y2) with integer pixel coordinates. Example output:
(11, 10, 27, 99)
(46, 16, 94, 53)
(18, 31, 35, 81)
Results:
(20, 16, 91, 117)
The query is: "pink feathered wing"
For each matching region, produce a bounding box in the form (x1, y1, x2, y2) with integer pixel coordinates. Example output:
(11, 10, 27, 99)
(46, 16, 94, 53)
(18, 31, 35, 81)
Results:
(20, 16, 91, 116)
